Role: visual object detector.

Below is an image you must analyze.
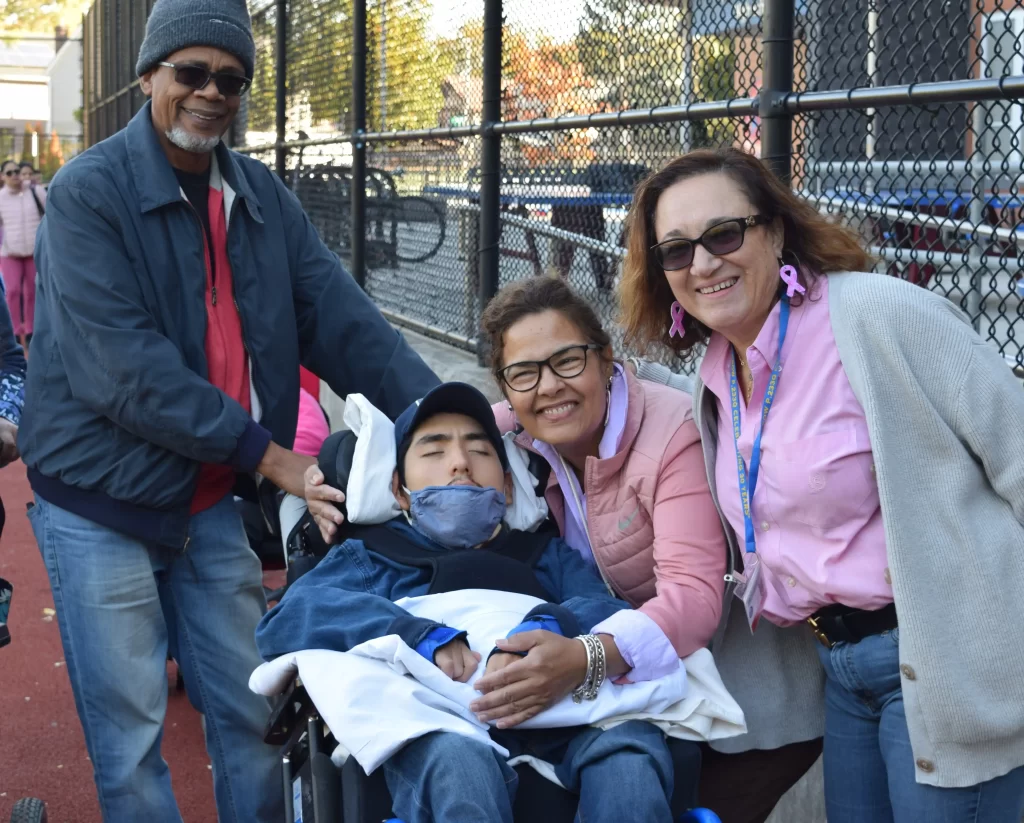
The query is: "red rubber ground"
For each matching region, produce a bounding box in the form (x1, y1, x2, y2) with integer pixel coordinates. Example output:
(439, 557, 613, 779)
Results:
(0, 464, 280, 823)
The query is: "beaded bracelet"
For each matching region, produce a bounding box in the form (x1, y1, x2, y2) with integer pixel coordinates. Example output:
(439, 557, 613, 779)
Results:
(571, 634, 607, 703)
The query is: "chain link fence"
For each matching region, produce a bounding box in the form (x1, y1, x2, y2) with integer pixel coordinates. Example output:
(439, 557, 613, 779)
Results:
(82, 0, 1024, 372)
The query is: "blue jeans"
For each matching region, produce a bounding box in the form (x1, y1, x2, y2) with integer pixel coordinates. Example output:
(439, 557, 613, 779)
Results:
(28, 495, 283, 823)
(383, 720, 673, 823)
(818, 629, 1024, 823)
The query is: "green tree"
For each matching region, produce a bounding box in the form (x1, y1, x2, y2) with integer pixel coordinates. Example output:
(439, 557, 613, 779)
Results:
(576, 0, 685, 111)
(0, 0, 91, 33)
(690, 36, 737, 148)
(20, 123, 34, 165)
(268, 0, 453, 136)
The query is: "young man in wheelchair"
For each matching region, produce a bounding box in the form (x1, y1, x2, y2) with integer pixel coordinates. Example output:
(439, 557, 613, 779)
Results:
(256, 382, 681, 823)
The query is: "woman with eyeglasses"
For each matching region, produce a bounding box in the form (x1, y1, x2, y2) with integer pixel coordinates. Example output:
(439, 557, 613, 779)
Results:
(0, 158, 44, 352)
(460, 275, 731, 736)
(620, 147, 1024, 822)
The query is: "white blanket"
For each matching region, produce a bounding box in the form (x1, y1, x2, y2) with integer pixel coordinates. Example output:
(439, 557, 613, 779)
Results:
(250, 590, 746, 777)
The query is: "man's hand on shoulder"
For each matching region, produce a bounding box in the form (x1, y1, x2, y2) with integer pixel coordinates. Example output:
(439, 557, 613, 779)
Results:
(257, 441, 316, 499)
(0, 418, 19, 468)
(304, 463, 346, 543)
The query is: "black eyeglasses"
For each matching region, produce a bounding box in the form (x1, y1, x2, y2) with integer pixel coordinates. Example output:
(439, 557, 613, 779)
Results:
(158, 62, 252, 97)
(651, 214, 772, 272)
(2, 170, 16, 177)
(500, 344, 603, 393)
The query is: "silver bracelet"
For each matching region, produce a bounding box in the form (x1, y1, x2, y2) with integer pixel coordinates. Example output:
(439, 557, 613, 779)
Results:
(571, 635, 607, 703)
(572, 635, 594, 704)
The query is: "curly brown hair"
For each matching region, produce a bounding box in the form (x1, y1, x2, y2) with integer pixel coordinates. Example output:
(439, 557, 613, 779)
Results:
(619, 148, 872, 357)
(480, 276, 612, 387)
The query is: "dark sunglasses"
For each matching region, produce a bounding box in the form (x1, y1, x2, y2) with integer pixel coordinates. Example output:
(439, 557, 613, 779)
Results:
(651, 214, 773, 271)
(500, 344, 603, 393)
(2, 170, 16, 177)
(158, 62, 252, 97)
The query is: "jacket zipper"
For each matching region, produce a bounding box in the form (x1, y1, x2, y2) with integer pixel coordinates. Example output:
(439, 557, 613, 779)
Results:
(559, 453, 616, 597)
(223, 194, 275, 535)
(224, 193, 262, 416)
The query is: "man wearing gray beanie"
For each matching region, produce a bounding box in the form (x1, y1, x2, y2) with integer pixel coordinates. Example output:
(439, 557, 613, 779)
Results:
(20, 0, 439, 821)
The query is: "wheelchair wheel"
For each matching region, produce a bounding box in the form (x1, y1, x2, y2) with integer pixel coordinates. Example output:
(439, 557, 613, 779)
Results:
(10, 797, 47, 823)
(390, 196, 446, 263)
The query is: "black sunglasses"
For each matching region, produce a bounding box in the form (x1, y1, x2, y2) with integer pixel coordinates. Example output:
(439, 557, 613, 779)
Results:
(651, 214, 773, 272)
(158, 62, 252, 97)
(2, 170, 16, 177)
(500, 344, 603, 393)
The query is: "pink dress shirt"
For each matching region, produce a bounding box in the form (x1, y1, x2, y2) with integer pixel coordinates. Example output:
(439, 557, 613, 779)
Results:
(700, 277, 893, 625)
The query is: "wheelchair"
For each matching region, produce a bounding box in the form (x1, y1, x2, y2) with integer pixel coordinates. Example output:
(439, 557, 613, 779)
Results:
(261, 430, 722, 823)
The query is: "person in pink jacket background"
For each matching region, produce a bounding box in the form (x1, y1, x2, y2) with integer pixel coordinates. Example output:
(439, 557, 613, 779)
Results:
(0, 158, 45, 349)
(469, 275, 726, 721)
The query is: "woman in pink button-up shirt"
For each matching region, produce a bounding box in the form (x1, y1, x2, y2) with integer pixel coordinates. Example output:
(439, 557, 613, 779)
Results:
(621, 148, 1024, 823)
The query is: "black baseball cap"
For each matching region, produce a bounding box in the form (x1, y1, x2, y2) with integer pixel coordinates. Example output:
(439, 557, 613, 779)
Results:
(394, 382, 509, 475)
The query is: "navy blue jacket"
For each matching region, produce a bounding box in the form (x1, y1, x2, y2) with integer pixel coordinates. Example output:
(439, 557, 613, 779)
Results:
(256, 519, 630, 660)
(19, 103, 438, 549)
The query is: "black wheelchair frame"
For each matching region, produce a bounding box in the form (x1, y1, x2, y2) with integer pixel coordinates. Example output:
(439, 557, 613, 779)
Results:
(263, 674, 704, 823)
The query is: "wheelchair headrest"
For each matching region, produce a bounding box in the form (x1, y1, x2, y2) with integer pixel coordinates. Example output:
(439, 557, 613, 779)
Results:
(318, 429, 357, 521)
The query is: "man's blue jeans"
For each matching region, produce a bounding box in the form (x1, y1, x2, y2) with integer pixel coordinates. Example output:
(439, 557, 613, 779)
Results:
(818, 629, 1024, 823)
(28, 495, 283, 823)
(383, 720, 674, 823)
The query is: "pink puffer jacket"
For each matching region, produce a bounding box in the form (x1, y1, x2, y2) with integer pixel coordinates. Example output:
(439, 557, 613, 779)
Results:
(494, 369, 727, 658)
(0, 185, 44, 258)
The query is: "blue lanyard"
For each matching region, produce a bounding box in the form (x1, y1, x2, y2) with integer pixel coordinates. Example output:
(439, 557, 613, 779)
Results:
(729, 298, 790, 555)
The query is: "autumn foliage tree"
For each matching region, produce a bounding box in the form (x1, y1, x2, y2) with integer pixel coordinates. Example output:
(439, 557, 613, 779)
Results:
(502, 37, 601, 166)
(0, 0, 91, 34)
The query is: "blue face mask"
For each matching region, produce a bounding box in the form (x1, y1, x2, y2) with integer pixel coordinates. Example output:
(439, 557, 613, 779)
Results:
(405, 485, 507, 549)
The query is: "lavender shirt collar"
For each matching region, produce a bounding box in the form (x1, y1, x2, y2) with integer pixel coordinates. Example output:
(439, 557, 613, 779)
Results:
(533, 363, 629, 562)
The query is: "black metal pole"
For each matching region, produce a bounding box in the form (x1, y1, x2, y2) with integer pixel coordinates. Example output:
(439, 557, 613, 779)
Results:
(477, 0, 502, 365)
(274, 0, 287, 181)
(760, 0, 795, 183)
(351, 0, 367, 289)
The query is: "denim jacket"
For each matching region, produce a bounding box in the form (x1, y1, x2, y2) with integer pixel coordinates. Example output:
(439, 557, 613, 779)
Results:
(256, 518, 630, 660)
(20, 103, 437, 549)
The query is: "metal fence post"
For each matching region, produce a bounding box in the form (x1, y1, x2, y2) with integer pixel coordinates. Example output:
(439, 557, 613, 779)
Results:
(351, 0, 368, 290)
(477, 0, 503, 366)
(275, 0, 288, 181)
(760, 0, 795, 183)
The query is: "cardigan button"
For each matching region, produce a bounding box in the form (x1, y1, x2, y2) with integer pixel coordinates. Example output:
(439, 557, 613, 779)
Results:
(916, 758, 935, 773)
(900, 664, 916, 681)
(760, 521, 770, 532)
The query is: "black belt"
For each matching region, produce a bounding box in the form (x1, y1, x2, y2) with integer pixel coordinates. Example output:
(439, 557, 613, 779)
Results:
(806, 602, 897, 649)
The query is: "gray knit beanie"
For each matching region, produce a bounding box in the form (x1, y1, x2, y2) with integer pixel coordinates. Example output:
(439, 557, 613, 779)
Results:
(136, 0, 255, 79)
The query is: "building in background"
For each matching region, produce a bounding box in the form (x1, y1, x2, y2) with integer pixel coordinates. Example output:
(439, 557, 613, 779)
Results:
(0, 34, 54, 159)
(48, 26, 82, 140)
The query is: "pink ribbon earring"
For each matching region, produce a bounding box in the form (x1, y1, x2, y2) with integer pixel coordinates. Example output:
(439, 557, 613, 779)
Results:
(668, 301, 685, 338)
(779, 263, 806, 299)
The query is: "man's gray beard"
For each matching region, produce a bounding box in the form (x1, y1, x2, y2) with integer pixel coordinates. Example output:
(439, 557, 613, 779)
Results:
(166, 126, 221, 154)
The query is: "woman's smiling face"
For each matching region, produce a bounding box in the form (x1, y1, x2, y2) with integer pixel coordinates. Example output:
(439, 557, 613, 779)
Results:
(500, 309, 612, 451)
(654, 171, 784, 350)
